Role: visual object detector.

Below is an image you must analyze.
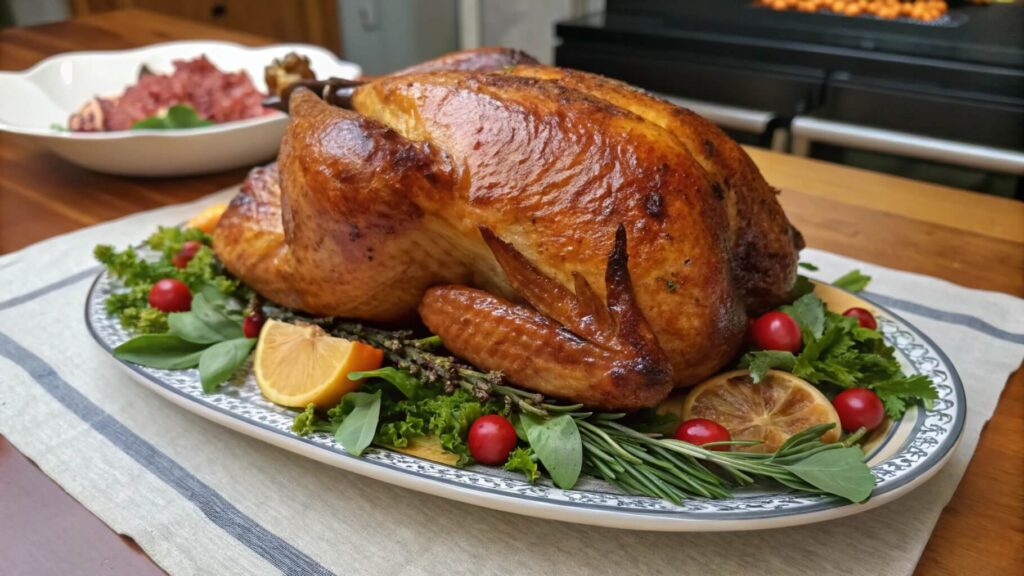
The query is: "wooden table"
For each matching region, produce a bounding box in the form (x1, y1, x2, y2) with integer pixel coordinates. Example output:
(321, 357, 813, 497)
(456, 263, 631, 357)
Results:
(1, 9, 1021, 576)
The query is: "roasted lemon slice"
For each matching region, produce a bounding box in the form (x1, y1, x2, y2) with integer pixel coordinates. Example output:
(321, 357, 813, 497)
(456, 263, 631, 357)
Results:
(682, 369, 841, 453)
(254, 319, 383, 408)
(186, 202, 228, 234)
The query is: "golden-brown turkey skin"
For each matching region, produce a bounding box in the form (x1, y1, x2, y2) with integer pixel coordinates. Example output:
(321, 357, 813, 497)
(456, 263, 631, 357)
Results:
(350, 70, 748, 388)
(213, 164, 294, 306)
(216, 93, 467, 322)
(419, 225, 673, 410)
(508, 65, 803, 312)
(214, 48, 802, 409)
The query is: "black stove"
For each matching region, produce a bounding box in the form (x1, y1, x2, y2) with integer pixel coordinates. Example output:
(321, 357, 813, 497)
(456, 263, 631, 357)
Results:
(556, 0, 1024, 151)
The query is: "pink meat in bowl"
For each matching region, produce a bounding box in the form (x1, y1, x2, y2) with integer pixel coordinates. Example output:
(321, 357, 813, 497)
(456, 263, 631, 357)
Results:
(69, 56, 273, 132)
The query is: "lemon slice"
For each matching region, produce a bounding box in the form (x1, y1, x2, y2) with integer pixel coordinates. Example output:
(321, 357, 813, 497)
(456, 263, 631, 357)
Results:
(682, 369, 841, 453)
(254, 319, 384, 408)
(187, 203, 228, 234)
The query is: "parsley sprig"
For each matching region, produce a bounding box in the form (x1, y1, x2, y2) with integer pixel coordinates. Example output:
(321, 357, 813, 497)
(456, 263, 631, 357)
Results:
(741, 293, 937, 419)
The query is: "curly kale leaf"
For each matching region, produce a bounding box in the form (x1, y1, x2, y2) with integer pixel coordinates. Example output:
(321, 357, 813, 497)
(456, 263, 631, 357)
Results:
(308, 369, 502, 467)
(503, 447, 540, 482)
(291, 404, 339, 436)
(95, 226, 245, 333)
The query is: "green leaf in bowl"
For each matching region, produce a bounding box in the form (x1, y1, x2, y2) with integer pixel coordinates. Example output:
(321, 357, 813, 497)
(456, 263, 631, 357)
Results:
(132, 105, 215, 130)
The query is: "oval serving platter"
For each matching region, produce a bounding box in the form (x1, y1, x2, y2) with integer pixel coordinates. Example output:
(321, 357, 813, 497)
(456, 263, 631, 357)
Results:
(86, 268, 965, 532)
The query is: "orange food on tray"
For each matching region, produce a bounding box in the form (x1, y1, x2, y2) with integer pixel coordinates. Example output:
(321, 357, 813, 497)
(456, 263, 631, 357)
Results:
(755, 0, 950, 22)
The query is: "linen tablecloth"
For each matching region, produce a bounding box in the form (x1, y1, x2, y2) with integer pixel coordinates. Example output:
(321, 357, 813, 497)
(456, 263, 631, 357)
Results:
(2, 189, 1022, 576)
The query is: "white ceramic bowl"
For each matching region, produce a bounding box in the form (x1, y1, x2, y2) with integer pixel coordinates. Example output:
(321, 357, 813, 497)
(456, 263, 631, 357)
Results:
(0, 40, 361, 177)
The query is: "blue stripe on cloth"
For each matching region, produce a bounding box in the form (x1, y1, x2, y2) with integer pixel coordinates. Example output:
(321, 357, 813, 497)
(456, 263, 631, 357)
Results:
(863, 291, 1024, 345)
(0, 266, 102, 312)
(0, 332, 333, 576)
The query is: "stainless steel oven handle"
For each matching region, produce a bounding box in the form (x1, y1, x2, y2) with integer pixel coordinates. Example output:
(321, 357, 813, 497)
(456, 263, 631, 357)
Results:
(654, 93, 773, 135)
(791, 116, 1024, 175)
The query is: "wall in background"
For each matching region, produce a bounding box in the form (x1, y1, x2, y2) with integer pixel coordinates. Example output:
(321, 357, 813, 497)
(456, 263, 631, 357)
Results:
(479, 0, 603, 64)
(340, 0, 458, 75)
(8, 0, 69, 25)
(339, 0, 607, 73)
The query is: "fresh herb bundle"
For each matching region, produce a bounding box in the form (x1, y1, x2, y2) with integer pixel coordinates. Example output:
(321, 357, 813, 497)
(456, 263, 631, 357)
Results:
(111, 286, 255, 393)
(96, 227, 256, 392)
(96, 232, 882, 505)
(289, 319, 875, 504)
(95, 226, 245, 333)
(293, 370, 503, 466)
(741, 292, 937, 419)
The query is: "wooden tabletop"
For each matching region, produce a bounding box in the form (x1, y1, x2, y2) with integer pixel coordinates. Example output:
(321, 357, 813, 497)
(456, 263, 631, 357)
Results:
(1, 9, 1022, 576)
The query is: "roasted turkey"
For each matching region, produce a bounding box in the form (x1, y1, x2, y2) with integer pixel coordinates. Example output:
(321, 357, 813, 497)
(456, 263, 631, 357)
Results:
(213, 48, 803, 411)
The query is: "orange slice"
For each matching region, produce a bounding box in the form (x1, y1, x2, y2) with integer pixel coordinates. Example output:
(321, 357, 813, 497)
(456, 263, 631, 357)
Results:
(681, 369, 841, 453)
(254, 319, 384, 408)
(186, 203, 228, 234)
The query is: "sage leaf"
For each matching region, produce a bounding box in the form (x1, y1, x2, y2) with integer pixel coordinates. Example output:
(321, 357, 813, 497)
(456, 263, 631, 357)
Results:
(782, 447, 874, 503)
(113, 334, 207, 369)
(335, 391, 382, 457)
(349, 367, 423, 400)
(198, 337, 256, 393)
(521, 413, 582, 490)
(168, 311, 226, 344)
(511, 413, 529, 443)
(192, 292, 243, 341)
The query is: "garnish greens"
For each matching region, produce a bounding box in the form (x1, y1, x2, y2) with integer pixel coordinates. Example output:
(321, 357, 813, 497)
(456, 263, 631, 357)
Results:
(111, 286, 254, 393)
(289, 320, 874, 503)
(132, 105, 215, 130)
(790, 266, 871, 299)
(99, 228, 880, 504)
(95, 226, 245, 333)
(96, 227, 254, 392)
(741, 292, 937, 419)
(503, 447, 540, 482)
(293, 369, 502, 465)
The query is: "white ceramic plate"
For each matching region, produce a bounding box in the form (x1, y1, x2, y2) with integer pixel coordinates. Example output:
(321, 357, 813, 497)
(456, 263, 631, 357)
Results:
(0, 40, 360, 176)
(86, 270, 965, 531)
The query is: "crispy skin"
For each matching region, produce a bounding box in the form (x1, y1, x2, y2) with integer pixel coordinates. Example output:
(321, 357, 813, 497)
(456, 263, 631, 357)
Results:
(214, 48, 802, 409)
(215, 92, 464, 321)
(420, 226, 673, 411)
(508, 66, 803, 313)
(212, 164, 294, 305)
(351, 70, 747, 387)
